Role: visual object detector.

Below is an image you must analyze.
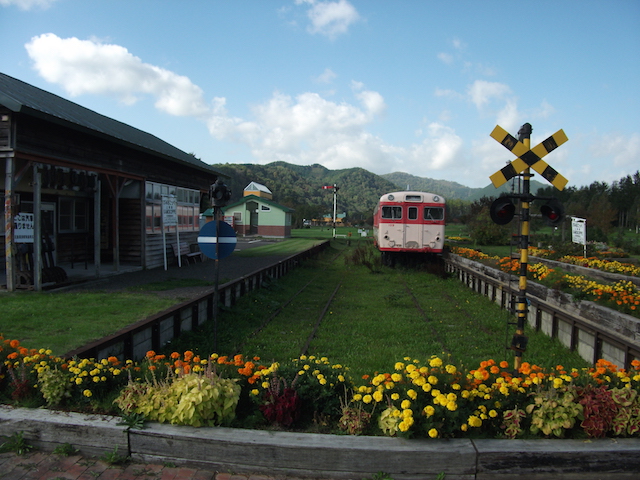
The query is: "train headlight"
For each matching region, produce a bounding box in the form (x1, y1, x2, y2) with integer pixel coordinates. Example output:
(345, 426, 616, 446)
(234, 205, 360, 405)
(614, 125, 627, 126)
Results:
(433, 195, 440, 202)
(387, 194, 395, 201)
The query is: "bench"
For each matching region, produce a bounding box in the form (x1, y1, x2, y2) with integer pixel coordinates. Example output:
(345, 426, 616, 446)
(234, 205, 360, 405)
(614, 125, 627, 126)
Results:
(171, 242, 203, 265)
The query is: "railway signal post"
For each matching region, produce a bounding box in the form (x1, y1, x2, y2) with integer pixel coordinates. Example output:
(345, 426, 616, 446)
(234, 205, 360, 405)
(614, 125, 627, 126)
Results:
(489, 123, 568, 370)
(322, 184, 339, 238)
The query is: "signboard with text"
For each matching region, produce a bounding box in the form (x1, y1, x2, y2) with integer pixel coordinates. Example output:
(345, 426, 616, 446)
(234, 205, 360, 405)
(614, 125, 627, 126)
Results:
(14, 213, 34, 243)
(572, 217, 586, 245)
(162, 195, 178, 227)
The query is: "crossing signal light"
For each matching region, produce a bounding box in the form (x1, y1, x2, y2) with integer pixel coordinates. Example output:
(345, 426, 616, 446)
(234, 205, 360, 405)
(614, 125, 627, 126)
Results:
(210, 179, 232, 207)
(540, 199, 564, 226)
(490, 197, 516, 225)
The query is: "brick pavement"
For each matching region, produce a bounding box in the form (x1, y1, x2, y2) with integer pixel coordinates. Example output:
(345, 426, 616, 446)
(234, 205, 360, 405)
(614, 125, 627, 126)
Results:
(0, 451, 321, 480)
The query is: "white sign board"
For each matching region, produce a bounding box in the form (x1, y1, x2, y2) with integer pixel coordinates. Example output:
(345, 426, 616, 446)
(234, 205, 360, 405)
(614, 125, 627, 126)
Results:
(572, 217, 586, 245)
(162, 195, 178, 227)
(14, 213, 34, 243)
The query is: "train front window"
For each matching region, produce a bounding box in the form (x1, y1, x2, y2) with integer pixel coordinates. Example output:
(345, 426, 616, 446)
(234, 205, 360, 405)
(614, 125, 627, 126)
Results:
(424, 207, 444, 221)
(382, 206, 402, 219)
(408, 206, 418, 220)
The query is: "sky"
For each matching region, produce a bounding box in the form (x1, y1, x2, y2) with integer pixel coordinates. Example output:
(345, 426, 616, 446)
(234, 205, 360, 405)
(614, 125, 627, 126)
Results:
(1, 0, 639, 189)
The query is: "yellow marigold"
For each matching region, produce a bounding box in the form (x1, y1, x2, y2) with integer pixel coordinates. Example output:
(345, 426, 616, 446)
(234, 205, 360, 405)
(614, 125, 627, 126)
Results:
(363, 394, 373, 404)
(373, 390, 384, 402)
(391, 392, 400, 400)
(401, 399, 411, 409)
(83, 389, 92, 397)
(429, 357, 443, 368)
(428, 375, 438, 385)
(391, 373, 402, 382)
(394, 362, 405, 371)
(422, 383, 432, 393)
(446, 401, 457, 412)
(428, 428, 439, 438)
(353, 394, 363, 401)
(407, 389, 418, 400)
(468, 415, 482, 428)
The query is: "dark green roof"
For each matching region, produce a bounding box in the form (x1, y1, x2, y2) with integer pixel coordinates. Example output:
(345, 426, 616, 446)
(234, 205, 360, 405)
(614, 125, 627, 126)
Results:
(0, 72, 223, 176)
(224, 194, 294, 213)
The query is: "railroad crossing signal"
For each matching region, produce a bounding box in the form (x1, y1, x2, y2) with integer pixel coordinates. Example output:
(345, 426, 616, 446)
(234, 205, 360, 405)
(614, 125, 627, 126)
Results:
(489, 125, 569, 190)
(488, 122, 569, 372)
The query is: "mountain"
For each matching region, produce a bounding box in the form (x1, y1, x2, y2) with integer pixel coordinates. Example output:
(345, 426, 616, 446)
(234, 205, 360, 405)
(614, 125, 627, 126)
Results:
(212, 161, 398, 218)
(381, 172, 546, 202)
(211, 161, 543, 219)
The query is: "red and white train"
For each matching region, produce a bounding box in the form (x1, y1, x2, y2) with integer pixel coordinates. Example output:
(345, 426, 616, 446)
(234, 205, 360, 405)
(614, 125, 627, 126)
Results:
(373, 191, 446, 265)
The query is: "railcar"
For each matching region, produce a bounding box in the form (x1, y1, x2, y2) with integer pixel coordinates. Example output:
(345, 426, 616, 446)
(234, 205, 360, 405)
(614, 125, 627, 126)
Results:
(373, 191, 446, 266)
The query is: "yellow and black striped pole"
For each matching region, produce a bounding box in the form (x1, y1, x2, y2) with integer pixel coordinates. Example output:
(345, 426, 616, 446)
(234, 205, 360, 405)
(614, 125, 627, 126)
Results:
(512, 123, 532, 370)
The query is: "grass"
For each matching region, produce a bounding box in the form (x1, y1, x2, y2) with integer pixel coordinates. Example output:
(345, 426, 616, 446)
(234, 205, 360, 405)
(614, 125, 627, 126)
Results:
(234, 237, 327, 257)
(3, 233, 590, 376)
(167, 241, 590, 379)
(0, 292, 174, 354)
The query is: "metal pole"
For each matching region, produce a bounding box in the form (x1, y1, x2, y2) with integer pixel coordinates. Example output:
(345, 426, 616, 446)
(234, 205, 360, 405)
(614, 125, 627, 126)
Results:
(333, 184, 337, 238)
(213, 206, 220, 352)
(513, 123, 532, 370)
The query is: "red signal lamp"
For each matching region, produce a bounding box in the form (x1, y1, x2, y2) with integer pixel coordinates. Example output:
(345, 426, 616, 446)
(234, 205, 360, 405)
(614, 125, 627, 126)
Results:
(490, 197, 517, 225)
(540, 199, 564, 226)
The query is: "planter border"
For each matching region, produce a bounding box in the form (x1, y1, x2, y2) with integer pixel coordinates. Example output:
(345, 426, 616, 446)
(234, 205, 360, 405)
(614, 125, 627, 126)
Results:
(2, 407, 640, 479)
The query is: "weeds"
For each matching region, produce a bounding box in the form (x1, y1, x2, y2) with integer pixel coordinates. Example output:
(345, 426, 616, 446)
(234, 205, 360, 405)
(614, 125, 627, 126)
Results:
(101, 445, 129, 465)
(116, 412, 147, 430)
(0, 431, 33, 455)
(53, 442, 79, 456)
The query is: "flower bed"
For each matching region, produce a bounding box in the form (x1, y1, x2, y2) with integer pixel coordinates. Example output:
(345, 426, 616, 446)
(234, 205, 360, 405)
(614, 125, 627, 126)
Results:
(3, 335, 640, 440)
(451, 246, 640, 317)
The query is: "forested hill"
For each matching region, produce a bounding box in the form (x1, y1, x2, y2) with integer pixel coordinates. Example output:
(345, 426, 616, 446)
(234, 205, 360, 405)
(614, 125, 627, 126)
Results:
(212, 161, 542, 215)
(381, 172, 546, 201)
(212, 161, 398, 219)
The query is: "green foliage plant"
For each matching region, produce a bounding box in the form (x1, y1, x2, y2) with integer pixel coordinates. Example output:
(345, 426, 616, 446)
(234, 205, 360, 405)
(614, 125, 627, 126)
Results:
(114, 366, 241, 427)
(611, 388, 640, 436)
(525, 387, 583, 437)
(500, 407, 527, 439)
(101, 445, 129, 465)
(0, 431, 33, 455)
(37, 367, 71, 406)
(52, 442, 79, 456)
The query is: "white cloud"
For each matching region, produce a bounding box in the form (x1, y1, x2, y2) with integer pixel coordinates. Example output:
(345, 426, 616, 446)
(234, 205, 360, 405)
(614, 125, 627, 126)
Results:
(296, 0, 360, 39)
(0, 0, 57, 10)
(315, 68, 337, 84)
(25, 33, 210, 117)
(590, 132, 640, 168)
(437, 52, 454, 65)
(467, 80, 511, 109)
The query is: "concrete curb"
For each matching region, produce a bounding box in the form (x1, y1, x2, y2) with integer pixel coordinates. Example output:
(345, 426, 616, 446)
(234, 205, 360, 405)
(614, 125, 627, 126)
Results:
(2, 406, 640, 479)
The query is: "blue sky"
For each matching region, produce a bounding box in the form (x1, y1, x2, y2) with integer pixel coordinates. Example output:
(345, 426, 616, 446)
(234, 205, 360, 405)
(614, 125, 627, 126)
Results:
(1, 0, 639, 189)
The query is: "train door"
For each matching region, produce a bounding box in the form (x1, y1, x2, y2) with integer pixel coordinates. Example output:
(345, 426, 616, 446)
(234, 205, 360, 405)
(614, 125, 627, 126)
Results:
(403, 205, 421, 249)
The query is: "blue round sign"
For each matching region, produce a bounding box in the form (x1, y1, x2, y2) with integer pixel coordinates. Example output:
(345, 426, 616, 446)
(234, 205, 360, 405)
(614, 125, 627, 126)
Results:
(198, 220, 237, 260)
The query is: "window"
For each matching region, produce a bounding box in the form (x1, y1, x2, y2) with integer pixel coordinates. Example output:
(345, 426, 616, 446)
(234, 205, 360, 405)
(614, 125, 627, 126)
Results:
(59, 198, 88, 232)
(423, 207, 444, 221)
(145, 182, 200, 233)
(406, 195, 422, 201)
(408, 206, 418, 220)
(382, 206, 402, 219)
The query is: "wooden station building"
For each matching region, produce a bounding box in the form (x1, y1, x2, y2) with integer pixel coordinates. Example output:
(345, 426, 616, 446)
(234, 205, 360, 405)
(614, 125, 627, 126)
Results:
(0, 72, 223, 291)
